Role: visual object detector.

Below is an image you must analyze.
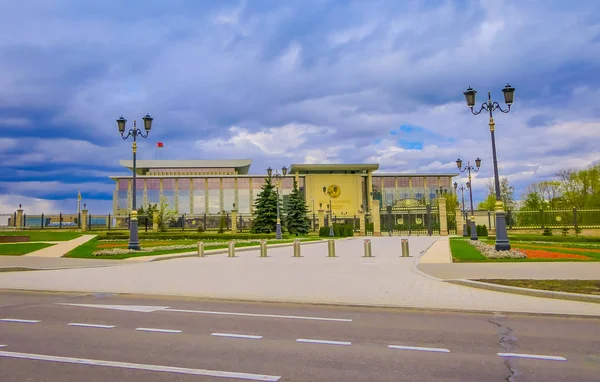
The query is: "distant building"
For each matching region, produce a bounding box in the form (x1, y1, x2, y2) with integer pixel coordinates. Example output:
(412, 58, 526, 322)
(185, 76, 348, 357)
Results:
(109, 160, 458, 216)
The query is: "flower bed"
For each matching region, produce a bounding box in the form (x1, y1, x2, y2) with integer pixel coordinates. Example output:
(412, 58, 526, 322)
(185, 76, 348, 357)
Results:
(520, 249, 590, 260)
(468, 240, 527, 259)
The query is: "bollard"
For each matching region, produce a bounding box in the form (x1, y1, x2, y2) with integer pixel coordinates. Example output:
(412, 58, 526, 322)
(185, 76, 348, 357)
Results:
(228, 241, 236, 257)
(401, 239, 410, 257)
(327, 239, 336, 257)
(293, 239, 302, 257)
(363, 239, 372, 257)
(259, 240, 268, 257)
(197, 241, 204, 257)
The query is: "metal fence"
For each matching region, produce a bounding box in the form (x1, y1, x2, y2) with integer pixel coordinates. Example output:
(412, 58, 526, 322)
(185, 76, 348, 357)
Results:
(507, 208, 600, 230)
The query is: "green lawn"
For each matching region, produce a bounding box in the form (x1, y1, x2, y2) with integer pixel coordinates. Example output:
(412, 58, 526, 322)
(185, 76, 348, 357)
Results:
(0, 231, 82, 241)
(476, 279, 600, 295)
(0, 243, 54, 256)
(65, 237, 322, 259)
(449, 239, 487, 262)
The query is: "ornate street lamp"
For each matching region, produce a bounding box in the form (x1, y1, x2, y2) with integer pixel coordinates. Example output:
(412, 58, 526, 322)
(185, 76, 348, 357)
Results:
(322, 186, 334, 237)
(268, 166, 287, 239)
(463, 84, 515, 250)
(117, 114, 153, 250)
(454, 182, 468, 237)
(456, 158, 481, 241)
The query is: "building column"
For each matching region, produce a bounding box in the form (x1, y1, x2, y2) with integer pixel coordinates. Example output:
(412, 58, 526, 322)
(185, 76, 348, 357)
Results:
(81, 208, 89, 231)
(456, 208, 464, 236)
(231, 209, 238, 233)
(358, 210, 366, 236)
(370, 200, 381, 236)
(318, 209, 325, 229)
(16, 206, 23, 229)
(153, 213, 159, 232)
(367, 171, 373, 211)
(438, 197, 448, 236)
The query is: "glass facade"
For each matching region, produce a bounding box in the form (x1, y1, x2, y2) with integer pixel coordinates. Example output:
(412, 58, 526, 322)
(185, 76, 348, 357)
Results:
(147, 179, 160, 205)
(162, 179, 176, 209)
(178, 178, 191, 214)
(223, 178, 235, 212)
(207, 178, 220, 213)
(237, 178, 251, 214)
(192, 179, 205, 214)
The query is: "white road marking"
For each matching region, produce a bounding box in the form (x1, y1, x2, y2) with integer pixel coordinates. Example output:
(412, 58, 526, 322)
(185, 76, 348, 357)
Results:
(0, 318, 41, 324)
(135, 327, 182, 334)
(165, 309, 352, 322)
(498, 353, 567, 361)
(211, 333, 263, 339)
(68, 323, 115, 329)
(0, 350, 281, 381)
(296, 338, 351, 346)
(388, 345, 450, 353)
(58, 303, 170, 313)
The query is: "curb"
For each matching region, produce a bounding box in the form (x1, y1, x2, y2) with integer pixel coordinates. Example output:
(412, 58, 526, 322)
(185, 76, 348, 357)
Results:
(446, 279, 600, 304)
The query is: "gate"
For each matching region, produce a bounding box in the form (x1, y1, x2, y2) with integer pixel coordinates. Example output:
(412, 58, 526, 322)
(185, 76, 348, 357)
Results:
(380, 199, 440, 236)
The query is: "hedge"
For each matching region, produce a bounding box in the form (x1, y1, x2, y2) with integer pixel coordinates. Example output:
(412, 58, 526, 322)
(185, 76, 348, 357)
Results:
(96, 232, 288, 240)
(319, 224, 354, 238)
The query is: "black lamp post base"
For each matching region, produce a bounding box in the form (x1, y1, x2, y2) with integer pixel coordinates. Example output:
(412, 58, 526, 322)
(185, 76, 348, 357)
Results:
(128, 218, 141, 250)
(470, 220, 478, 241)
(276, 222, 282, 240)
(494, 210, 511, 251)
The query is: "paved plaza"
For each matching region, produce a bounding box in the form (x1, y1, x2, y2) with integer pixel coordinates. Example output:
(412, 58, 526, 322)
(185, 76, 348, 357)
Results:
(0, 237, 598, 316)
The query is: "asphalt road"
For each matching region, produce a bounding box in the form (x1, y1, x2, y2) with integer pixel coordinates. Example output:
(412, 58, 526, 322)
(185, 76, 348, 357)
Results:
(0, 291, 598, 381)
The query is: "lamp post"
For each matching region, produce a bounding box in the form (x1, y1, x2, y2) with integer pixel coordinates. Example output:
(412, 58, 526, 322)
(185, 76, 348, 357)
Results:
(454, 182, 468, 237)
(464, 84, 515, 250)
(117, 114, 153, 250)
(311, 197, 316, 231)
(267, 166, 287, 239)
(456, 157, 481, 241)
(322, 186, 334, 237)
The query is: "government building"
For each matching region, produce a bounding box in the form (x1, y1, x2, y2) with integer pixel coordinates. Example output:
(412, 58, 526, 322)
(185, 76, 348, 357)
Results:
(110, 160, 457, 227)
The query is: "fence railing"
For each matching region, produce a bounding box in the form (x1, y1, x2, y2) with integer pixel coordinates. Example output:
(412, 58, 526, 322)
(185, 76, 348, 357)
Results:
(507, 208, 600, 230)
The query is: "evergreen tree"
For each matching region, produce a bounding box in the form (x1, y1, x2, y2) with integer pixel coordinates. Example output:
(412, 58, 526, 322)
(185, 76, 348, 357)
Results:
(251, 177, 283, 233)
(285, 179, 310, 234)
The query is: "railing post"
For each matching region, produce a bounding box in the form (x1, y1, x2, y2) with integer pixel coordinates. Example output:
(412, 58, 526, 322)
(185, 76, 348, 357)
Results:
(128, 213, 130, 230)
(78, 212, 81, 229)
(59, 213, 62, 229)
(239, 214, 243, 233)
(508, 209, 513, 230)
(41, 213, 44, 229)
(182, 214, 185, 231)
(540, 209, 544, 229)
(108, 214, 111, 230)
(23, 214, 27, 228)
(88, 214, 92, 231)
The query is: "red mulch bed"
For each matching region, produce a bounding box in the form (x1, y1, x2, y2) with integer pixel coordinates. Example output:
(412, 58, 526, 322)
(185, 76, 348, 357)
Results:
(521, 249, 591, 260)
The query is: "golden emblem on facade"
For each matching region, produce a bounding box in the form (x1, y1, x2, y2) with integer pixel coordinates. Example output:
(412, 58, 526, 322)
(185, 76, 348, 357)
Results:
(326, 185, 342, 199)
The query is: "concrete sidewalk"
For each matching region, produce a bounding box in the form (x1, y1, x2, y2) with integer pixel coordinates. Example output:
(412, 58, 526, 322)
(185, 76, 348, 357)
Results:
(24, 235, 97, 258)
(0, 256, 122, 270)
(0, 237, 598, 316)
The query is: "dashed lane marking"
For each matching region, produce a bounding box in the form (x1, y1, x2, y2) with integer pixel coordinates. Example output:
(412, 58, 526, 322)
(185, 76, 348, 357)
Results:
(68, 323, 115, 329)
(165, 309, 353, 322)
(212, 333, 263, 339)
(135, 327, 182, 334)
(388, 345, 450, 353)
(498, 353, 567, 361)
(0, 350, 281, 381)
(0, 319, 41, 324)
(296, 338, 351, 346)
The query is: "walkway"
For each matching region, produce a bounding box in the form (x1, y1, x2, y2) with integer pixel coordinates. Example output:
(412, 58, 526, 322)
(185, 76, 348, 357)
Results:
(24, 235, 97, 258)
(0, 237, 598, 316)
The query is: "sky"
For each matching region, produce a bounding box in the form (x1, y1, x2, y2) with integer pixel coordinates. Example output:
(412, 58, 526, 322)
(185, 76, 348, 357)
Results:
(1, 0, 599, 214)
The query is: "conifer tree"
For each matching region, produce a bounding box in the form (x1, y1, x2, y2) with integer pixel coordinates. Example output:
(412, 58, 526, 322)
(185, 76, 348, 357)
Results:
(251, 177, 283, 233)
(285, 179, 310, 234)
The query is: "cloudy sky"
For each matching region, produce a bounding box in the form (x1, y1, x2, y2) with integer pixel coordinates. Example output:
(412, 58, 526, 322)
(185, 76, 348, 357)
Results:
(1, 0, 599, 214)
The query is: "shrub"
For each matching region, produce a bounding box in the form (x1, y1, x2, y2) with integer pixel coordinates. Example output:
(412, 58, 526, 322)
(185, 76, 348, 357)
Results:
(575, 227, 582, 237)
(319, 224, 353, 238)
(542, 228, 553, 236)
(96, 232, 286, 241)
(561, 227, 569, 237)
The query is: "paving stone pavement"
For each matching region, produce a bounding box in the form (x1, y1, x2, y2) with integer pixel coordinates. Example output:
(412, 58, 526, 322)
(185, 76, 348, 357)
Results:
(0, 236, 598, 316)
(23, 235, 97, 258)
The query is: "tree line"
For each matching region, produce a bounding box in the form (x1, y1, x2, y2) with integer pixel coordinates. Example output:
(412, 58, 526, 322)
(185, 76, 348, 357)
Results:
(477, 163, 600, 211)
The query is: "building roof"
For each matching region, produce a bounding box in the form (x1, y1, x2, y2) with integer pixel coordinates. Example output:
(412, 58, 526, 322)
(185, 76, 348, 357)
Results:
(372, 172, 460, 177)
(288, 163, 380, 173)
(119, 159, 252, 174)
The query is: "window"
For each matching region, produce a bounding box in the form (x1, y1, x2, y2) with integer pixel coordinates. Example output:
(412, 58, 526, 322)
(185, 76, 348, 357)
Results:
(237, 178, 250, 214)
(118, 179, 129, 190)
(223, 178, 235, 212)
(178, 179, 190, 214)
(192, 179, 205, 214)
(162, 179, 176, 209)
(207, 178, 221, 213)
(147, 179, 160, 205)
